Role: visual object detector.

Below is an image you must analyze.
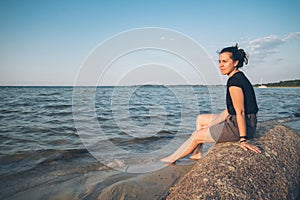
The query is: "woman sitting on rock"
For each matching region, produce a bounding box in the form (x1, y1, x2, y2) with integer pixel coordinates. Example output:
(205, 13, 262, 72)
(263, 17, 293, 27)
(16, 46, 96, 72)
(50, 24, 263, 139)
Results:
(161, 44, 261, 164)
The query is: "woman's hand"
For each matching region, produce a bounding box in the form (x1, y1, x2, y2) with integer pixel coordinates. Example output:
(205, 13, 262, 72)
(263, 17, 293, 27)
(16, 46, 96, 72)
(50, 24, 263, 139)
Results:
(239, 141, 261, 154)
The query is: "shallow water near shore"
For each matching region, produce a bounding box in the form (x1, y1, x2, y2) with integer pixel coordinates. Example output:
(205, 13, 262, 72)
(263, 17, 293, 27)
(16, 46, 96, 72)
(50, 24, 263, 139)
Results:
(0, 86, 299, 199)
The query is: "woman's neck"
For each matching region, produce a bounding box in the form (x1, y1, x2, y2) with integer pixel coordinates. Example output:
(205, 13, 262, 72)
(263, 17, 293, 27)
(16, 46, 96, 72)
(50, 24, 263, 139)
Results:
(228, 68, 239, 77)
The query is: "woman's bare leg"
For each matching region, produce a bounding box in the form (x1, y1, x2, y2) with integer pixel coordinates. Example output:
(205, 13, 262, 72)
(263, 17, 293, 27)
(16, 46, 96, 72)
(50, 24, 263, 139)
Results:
(190, 114, 219, 159)
(161, 128, 215, 163)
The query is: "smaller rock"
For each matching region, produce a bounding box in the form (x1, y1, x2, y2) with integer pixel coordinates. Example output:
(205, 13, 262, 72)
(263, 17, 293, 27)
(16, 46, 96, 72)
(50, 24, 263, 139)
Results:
(294, 112, 300, 117)
(228, 166, 235, 171)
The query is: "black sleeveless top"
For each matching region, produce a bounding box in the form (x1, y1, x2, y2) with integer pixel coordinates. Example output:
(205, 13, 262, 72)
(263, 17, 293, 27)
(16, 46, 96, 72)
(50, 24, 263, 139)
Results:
(226, 71, 259, 115)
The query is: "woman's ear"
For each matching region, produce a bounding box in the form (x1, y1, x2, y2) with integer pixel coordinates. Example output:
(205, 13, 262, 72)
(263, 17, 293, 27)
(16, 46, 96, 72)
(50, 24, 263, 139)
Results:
(233, 60, 239, 67)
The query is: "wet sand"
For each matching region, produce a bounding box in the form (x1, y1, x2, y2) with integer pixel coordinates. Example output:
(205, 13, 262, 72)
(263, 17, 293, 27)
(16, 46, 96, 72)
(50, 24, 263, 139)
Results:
(4, 161, 193, 200)
(98, 163, 194, 200)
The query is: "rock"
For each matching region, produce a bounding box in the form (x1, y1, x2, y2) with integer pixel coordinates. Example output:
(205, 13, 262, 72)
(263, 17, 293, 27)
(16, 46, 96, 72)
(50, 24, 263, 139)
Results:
(294, 113, 300, 117)
(166, 125, 300, 200)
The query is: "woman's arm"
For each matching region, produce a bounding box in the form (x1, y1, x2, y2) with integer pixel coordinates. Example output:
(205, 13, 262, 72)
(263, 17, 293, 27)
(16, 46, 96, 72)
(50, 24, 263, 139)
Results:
(229, 86, 247, 137)
(229, 86, 261, 154)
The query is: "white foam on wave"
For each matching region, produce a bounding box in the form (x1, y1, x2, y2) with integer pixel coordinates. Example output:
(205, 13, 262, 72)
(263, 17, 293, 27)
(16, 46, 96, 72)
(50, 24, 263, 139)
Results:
(106, 158, 126, 169)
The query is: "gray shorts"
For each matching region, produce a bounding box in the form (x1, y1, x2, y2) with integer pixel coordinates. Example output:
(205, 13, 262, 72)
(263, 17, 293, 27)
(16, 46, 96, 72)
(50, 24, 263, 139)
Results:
(210, 114, 257, 143)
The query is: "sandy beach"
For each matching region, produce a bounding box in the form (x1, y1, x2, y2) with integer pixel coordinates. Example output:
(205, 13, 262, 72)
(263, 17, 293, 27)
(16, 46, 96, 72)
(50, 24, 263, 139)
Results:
(3, 162, 193, 200)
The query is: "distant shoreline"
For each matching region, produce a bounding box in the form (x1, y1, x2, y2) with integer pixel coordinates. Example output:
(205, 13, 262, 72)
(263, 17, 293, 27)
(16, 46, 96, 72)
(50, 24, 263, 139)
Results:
(254, 79, 300, 88)
(0, 79, 299, 88)
(1, 85, 300, 88)
(255, 86, 300, 88)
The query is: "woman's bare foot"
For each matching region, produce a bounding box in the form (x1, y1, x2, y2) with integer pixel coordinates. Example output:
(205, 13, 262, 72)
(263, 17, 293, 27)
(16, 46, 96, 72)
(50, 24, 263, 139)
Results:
(189, 153, 202, 160)
(190, 144, 202, 160)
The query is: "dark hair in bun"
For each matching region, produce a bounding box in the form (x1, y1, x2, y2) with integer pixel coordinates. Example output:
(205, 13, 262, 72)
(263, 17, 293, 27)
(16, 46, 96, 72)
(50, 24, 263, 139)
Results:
(219, 44, 248, 68)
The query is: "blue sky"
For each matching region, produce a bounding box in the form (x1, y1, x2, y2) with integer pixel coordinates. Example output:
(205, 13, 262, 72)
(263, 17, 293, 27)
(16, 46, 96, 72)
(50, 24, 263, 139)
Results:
(0, 0, 299, 85)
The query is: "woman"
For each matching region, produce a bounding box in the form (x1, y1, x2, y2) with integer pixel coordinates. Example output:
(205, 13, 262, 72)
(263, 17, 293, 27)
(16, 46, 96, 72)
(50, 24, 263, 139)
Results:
(161, 44, 261, 164)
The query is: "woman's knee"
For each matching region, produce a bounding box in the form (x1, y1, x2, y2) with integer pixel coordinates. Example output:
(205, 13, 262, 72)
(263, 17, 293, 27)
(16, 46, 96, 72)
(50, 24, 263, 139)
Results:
(196, 114, 213, 129)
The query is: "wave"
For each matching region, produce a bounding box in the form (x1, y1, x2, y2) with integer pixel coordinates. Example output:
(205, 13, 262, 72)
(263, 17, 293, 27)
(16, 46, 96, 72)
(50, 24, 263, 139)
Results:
(46, 111, 73, 117)
(44, 104, 72, 109)
(105, 130, 177, 153)
(0, 109, 20, 114)
(0, 148, 107, 177)
(0, 148, 114, 199)
(38, 92, 62, 96)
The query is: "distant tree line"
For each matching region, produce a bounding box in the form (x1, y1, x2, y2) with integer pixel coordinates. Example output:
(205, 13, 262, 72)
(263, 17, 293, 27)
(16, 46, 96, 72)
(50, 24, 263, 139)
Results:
(254, 79, 300, 87)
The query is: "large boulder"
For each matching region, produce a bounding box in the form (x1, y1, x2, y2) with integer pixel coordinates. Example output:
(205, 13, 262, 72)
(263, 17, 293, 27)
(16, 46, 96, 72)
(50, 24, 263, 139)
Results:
(166, 125, 300, 199)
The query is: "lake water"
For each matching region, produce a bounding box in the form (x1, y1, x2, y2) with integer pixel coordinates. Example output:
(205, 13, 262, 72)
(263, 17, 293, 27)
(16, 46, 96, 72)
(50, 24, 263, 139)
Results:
(1, 86, 299, 199)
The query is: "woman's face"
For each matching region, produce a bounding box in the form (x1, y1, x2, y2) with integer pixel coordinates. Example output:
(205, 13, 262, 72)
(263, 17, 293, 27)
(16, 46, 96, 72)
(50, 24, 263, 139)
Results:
(218, 52, 238, 76)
